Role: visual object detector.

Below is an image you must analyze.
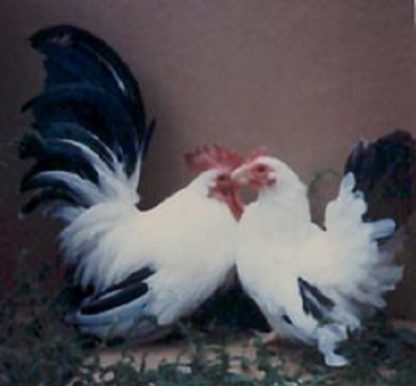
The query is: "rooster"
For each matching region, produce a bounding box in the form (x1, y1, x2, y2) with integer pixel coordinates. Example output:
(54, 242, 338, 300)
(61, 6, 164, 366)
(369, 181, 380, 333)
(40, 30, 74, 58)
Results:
(19, 25, 244, 341)
(232, 130, 416, 366)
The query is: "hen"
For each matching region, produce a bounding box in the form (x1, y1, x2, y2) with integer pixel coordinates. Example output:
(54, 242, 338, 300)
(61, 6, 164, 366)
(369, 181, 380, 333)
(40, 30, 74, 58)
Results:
(233, 130, 416, 366)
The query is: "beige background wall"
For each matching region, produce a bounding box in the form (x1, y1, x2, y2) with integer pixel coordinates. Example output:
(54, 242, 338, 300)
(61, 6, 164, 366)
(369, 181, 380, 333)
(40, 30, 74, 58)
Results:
(1, 1, 415, 316)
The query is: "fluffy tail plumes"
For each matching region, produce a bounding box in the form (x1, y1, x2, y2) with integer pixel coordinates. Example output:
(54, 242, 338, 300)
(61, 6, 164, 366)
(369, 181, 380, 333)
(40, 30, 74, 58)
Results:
(344, 129, 416, 227)
(313, 130, 416, 366)
(19, 25, 155, 222)
(340, 130, 416, 313)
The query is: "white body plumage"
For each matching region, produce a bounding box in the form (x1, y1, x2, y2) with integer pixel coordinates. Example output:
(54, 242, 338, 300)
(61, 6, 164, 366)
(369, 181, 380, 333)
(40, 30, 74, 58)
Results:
(60, 171, 238, 337)
(20, 25, 244, 342)
(235, 157, 402, 367)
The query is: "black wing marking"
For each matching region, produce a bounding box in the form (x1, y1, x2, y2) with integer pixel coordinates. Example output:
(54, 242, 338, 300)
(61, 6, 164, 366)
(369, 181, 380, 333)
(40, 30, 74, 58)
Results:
(80, 267, 155, 315)
(80, 283, 148, 315)
(298, 277, 335, 321)
(102, 267, 154, 293)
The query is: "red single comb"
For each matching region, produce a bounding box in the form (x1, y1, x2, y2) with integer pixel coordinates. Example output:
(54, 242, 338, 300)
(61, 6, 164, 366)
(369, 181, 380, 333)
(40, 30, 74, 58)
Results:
(184, 144, 244, 172)
(244, 146, 269, 163)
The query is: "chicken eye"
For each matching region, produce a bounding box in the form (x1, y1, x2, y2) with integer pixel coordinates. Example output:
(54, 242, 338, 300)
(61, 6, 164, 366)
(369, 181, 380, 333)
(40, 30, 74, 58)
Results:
(255, 164, 267, 173)
(217, 174, 228, 182)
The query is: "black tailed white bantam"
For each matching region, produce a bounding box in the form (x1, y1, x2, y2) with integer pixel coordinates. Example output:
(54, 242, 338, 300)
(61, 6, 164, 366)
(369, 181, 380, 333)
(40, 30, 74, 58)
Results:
(232, 130, 416, 367)
(19, 25, 244, 341)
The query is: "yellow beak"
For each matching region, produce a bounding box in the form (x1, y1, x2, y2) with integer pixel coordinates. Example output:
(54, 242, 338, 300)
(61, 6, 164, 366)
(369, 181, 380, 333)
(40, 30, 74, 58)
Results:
(231, 165, 251, 186)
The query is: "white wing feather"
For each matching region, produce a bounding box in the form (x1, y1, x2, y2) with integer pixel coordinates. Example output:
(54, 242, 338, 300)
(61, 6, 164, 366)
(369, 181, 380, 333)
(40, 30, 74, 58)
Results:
(298, 173, 402, 309)
(60, 181, 237, 325)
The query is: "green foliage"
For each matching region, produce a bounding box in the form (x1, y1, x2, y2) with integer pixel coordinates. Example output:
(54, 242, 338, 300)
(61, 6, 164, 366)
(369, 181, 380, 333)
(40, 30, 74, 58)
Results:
(1, 250, 416, 385)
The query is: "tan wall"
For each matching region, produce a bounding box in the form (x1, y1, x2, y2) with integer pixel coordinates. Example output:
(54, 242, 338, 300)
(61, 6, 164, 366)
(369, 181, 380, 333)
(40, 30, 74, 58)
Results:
(1, 1, 415, 316)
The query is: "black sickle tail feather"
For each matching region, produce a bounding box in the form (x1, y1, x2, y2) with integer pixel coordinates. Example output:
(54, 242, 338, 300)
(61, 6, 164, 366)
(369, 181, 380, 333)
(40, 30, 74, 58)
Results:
(20, 25, 155, 218)
(19, 133, 100, 186)
(344, 129, 416, 226)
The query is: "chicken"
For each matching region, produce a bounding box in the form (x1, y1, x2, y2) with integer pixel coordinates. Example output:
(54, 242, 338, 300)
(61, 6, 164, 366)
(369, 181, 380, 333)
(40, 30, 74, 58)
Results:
(232, 130, 416, 367)
(19, 25, 244, 341)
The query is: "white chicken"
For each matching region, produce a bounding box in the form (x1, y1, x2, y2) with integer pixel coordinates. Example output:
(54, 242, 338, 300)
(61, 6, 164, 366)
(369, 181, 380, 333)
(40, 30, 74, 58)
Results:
(19, 25, 244, 340)
(232, 131, 416, 366)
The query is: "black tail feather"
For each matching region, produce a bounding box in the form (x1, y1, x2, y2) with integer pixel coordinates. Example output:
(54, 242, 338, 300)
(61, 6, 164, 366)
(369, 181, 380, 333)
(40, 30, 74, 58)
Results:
(20, 173, 90, 205)
(34, 41, 130, 97)
(141, 118, 156, 158)
(19, 132, 46, 159)
(20, 25, 155, 216)
(22, 84, 137, 174)
(20, 188, 83, 216)
(344, 129, 416, 226)
(30, 25, 147, 142)
(21, 139, 100, 186)
(33, 122, 115, 169)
